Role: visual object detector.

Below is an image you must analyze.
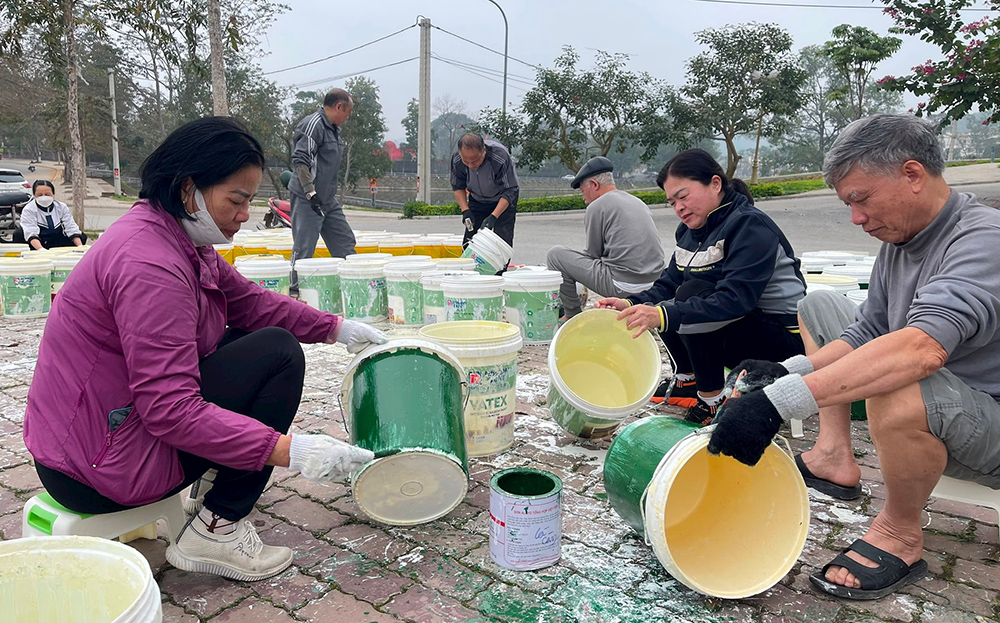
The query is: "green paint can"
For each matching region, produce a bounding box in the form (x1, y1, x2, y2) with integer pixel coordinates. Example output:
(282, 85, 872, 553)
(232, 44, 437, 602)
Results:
(236, 260, 291, 296)
(384, 260, 436, 326)
(342, 339, 469, 526)
(443, 275, 505, 322)
(295, 257, 343, 314)
(502, 269, 562, 345)
(339, 260, 388, 323)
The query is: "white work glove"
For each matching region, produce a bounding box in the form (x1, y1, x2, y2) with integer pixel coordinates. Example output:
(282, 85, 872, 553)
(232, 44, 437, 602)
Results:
(335, 319, 388, 354)
(288, 434, 374, 481)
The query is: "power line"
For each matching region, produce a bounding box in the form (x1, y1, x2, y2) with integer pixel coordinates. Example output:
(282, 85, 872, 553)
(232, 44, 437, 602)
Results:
(431, 24, 543, 71)
(283, 57, 418, 90)
(683, 0, 994, 9)
(431, 54, 535, 85)
(263, 23, 418, 76)
(433, 56, 530, 93)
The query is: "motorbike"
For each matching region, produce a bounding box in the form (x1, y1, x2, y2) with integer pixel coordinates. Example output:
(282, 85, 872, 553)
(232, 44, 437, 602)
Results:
(259, 197, 292, 229)
(0, 190, 31, 242)
(27, 165, 35, 173)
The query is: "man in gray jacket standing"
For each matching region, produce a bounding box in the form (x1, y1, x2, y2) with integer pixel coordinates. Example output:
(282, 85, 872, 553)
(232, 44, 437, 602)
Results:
(546, 156, 665, 319)
(289, 89, 354, 259)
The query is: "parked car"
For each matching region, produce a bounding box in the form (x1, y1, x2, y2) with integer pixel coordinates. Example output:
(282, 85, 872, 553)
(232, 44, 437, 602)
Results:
(0, 168, 31, 193)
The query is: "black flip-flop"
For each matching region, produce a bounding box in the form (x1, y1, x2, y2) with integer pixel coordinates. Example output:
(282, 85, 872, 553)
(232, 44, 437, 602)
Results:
(809, 539, 928, 600)
(795, 453, 862, 501)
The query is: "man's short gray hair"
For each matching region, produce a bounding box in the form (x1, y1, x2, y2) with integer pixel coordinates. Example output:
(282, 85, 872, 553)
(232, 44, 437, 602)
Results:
(822, 114, 945, 187)
(589, 171, 615, 187)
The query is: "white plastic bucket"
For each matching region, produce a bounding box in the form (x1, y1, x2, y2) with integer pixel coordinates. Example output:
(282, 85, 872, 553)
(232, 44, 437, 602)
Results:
(806, 282, 837, 295)
(379, 238, 415, 257)
(421, 270, 472, 325)
(503, 269, 562, 345)
(0, 535, 162, 623)
(1, 243, 30, 257)
(51, 255, 83, 298)
(435, 258, 476, 271)
(804, 273, 859, 294)
(489, 468, 562, 570)
(846, 289, 869, 305)
(461, 228, 513, 275)
(345, 252, 392, 262)
(295, 257, 343, 314)
(265, 241, 294, 260)
(386, 254, 433, 264)
(237, 259, 291, 296)
(823, 264, 873, 289)
(340, 260, 388, 323)
(800, 250, 868, 266)
(233, 253, 285, 267)
(547, 309, 662, 438)
(643, 428, 810, 598)
(442, 235, 465, 259)
(0, 258, 54, 317)
(384, 260, 437, 326)
(798, 257, 833, 274)
(443, 275, 505, 322)
(418, 321, 523, 456)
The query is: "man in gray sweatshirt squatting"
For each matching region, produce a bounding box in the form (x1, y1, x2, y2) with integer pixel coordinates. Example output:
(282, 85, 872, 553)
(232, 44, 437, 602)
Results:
(288, 88, 355, 260)
(709, 114, 1000, 601)
(546, 156, 665, 319)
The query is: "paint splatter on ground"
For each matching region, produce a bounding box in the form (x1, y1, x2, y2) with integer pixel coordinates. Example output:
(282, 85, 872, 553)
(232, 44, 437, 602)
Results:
(1, 315, 998, 622)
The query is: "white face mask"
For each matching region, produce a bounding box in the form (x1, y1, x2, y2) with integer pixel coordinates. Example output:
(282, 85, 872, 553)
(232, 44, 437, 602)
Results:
(35, 195, 54, 208)
(180, 188, 230, 247)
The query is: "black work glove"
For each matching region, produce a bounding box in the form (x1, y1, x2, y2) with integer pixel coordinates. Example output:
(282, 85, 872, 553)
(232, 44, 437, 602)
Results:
(724, 359, 790, 396)
(461, 210, 475, 231)
(309, 193, 323, 217)
(707, 389, 783, 467)
(482, 214, 498, 230)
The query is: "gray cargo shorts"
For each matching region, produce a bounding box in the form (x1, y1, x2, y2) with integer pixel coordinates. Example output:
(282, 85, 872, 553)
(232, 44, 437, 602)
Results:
(799, 290, 1000, 488)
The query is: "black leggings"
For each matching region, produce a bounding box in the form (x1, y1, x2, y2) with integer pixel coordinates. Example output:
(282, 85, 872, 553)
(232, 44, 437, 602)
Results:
(36, 327, 306, 521)
(660, 280, 805, 393)
(13, 227, 88, 248)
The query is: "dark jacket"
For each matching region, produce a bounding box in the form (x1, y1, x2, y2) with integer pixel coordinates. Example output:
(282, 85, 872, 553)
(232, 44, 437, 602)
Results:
(628, 188, 806, 334)
(288, 110, 344, 207)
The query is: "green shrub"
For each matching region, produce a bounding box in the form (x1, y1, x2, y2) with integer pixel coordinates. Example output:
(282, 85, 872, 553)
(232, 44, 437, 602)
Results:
(748, 183, 784, 197)
(631, 190, 667, 205)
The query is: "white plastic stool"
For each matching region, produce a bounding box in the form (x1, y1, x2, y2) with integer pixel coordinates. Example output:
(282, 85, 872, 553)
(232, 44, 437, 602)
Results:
(790, 418, 804, 438)
(931, 475, 1000, 542)
(22, 491, 188, 545)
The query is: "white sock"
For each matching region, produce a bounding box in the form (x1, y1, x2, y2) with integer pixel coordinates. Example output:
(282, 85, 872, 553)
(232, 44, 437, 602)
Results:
(699, 392, 725, 407)
(675, 373, 695, 382)
(194, 507, 238, 536)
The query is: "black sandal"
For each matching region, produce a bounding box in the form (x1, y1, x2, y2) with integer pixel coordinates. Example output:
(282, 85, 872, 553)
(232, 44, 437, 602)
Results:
(796, 454, 862, 501)
(809, 539, 928, 600)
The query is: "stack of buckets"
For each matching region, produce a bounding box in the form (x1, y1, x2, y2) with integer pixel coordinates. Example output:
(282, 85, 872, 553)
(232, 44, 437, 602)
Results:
(0, 245, 91, 317)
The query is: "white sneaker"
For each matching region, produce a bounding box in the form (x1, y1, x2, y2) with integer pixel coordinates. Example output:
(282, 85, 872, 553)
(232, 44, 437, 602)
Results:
(165, 519, 294, 581)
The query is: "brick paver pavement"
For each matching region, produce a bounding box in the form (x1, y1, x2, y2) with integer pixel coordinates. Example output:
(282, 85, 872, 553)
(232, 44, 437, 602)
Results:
(2, 315, 998, 622)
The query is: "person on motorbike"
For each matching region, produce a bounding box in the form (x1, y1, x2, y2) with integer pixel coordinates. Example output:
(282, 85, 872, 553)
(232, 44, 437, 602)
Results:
(14, 180, 87, 249)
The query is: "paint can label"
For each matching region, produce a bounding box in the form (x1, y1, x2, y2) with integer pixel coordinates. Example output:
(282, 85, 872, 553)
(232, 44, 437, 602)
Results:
(252, 275, 290, 296)
(341, 276, 387, 322)
(504, 289, 559, 343)
(444, 295, 503, 322)
(1, 273, 52, 317)
(299, 273, 341, 314)
(489, 469, 562, 571)
(387, 279, 423, 325)
(464, 358, 516, 456)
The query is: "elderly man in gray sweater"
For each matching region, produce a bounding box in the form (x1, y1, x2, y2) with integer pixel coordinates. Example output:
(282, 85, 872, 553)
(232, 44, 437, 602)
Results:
(709, 114, 1000, 601)
(546, 157, 664, 318)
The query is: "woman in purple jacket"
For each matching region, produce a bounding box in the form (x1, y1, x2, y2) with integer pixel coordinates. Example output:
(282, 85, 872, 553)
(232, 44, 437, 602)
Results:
(23, 117, 385, 582)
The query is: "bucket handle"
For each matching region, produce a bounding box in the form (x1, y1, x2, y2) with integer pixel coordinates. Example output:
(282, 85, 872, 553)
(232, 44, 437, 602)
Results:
(337, 389, 351, 436)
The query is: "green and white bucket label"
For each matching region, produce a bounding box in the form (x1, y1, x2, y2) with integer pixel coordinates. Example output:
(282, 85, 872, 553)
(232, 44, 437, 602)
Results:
(300, 273, 342, 314)
(546, 384, 621, 439)
(251, 275, 290, 296)
(1, 272, 52, 317)
(51, 270, 72, 295)
(342, 276, 387, 321)
(424, 289, 445, 324)
(387, 279, 423, 326)
(505, 289, 559, 343)
(461, 249, 499, 276)
(445, 294, 503, 322)
(466, 358, 517, 455)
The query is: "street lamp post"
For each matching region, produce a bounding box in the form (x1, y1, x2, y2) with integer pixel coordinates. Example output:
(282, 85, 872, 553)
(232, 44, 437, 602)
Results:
(750, 69, 779, 185)
(485, 0, 509, 117)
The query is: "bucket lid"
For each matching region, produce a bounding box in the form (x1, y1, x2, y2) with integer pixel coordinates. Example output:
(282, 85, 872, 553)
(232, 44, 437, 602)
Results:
(294, 257, 344, 271)
(213, 243, 234, 250)
(0, 243, 32, 254)
(384, 261, 438, 277)
(339, 260, 387, 276)
(846, 289, 869, 304)
(823, 264, 872, 283)
(234, 254, 285, 266)
(51, 255, 83, 269)
(386, 254, 433, 264)
(804, 273, 859, 292)
(441, 274, 506, 293)
(0, 258, 55, 272)
(806, 283, 837, 294)
(420, 270, 475, 288)
(237, 260, 290, 276)
(434, 258, 476, 270)
(345, 253, 392, 262)
(503, 269, 563, 287)
(266, 242, 294, 250)
(379, 238, 416, 248)
(800, 250, 869, 265)
(418, 321, 523, 356)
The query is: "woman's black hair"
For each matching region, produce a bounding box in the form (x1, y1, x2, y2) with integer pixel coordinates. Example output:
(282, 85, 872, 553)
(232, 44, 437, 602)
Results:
(656, 149, 754, 204)
(32, 179, 56, 195)
(139, 116, 265, 219)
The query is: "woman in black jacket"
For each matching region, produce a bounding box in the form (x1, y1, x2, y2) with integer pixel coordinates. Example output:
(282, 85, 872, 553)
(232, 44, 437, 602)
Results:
(597, 149, 806, 425)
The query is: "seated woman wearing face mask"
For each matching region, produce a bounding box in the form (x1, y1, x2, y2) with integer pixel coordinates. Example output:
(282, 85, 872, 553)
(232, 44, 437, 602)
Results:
(14, 180, 88, 249)
(23, 117, 387, 582)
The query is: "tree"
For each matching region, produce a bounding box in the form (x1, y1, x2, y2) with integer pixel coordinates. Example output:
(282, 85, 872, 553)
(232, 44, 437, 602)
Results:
(338, 76, 391, 201)
(478, 47, 680, 173)
(678, 23, 807, 178)
(207, 0, 228, 115)
(822, 24, 902, 121)
(400, 98, 418, 157)
(431, 111, 474, 159)
(879, 0, 1000, 123)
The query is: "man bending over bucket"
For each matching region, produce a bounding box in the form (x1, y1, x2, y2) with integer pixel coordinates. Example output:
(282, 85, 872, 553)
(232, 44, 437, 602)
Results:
(710, 114, 1000, 600)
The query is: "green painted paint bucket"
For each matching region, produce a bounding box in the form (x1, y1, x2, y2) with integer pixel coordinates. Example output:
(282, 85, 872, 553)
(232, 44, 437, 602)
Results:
(503, 269, 562, 345)
(342, 338, 469, 526)
(236, 259, 291, 296)
(339, 259, 388, 323)
(295, 257, 343, 314)
(443, 275, 505, 322)
(0, 258, 53, 317)
(489, 468, 562, 570)
(50, 255, 83, 299)
(604, 416, 702, 535)
(420, 270, 470, 325)
(547, 309, 662, 438)
(419, 321, 523, 456)
(384, 260, 436, 326)
(461, 227, 513, 275)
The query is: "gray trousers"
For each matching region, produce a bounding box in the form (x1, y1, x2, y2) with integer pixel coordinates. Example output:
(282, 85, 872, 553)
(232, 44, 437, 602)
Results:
(546, 246, 637, 317)
(290, 193, 356, 260)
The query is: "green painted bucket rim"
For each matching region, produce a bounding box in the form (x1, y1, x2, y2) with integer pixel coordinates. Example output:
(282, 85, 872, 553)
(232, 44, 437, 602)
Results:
(418, 320, 521, 343)
(490, 467, 563, 500)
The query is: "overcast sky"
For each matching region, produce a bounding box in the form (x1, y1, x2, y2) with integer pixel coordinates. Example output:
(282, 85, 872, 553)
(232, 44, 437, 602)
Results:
(257, 0, 941, 143)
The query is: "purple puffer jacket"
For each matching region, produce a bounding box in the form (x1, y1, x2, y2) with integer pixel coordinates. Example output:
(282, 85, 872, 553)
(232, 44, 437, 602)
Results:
(23, 201, 339, 506)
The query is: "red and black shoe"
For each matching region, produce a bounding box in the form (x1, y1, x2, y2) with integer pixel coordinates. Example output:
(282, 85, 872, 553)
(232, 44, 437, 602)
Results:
(683, 398, 721, 427)
(651, 377, 699, 408)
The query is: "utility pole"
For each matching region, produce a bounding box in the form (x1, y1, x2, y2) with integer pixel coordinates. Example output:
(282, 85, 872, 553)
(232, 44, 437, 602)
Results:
(207, 0, 229, 115)
(108, 70, 121, 196)
(417, 17, 432, 204)
(486, 0, 508, 116)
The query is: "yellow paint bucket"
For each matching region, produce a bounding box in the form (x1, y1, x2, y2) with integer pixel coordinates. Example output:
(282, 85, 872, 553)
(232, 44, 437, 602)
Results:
(547, 309, 661, 438)
(443, 235, 465, 258)
(213, 243, 235, 264)
(414, 236, 444, 259)
(266, 241, 294, 260)
(1, 243, 30, 257)
(642, 426, 809, 598)
(379, 238, 415, 257)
